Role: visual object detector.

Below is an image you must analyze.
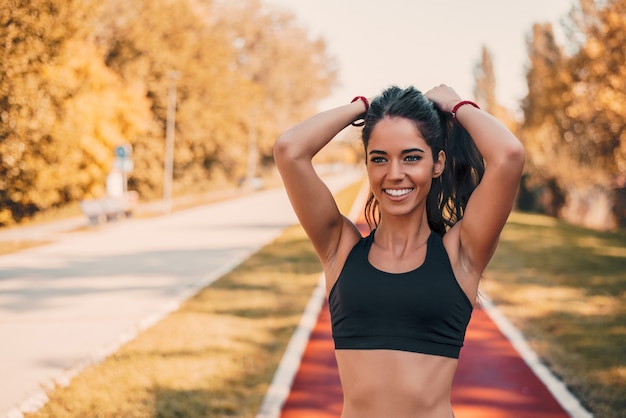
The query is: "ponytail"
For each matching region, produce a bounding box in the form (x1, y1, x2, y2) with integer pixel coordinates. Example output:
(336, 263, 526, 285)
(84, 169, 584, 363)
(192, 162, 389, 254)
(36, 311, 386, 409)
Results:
(428, 109, 484, 235)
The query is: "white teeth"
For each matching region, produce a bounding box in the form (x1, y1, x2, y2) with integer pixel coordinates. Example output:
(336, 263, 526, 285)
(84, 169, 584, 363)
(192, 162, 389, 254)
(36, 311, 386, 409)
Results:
(384, 188, 412, 197)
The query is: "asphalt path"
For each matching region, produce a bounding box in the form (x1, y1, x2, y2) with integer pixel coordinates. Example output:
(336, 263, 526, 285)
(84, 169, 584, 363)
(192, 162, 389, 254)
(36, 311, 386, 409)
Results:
(0, 170, 362, 418)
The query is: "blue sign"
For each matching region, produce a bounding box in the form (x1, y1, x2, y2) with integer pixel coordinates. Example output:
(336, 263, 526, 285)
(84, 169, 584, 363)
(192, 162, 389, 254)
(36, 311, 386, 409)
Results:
(115, 144, 132, 159)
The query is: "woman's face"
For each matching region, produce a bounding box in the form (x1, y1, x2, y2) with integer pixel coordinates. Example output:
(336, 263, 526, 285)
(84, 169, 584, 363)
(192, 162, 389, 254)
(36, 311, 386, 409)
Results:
(366, 116, 445, 219)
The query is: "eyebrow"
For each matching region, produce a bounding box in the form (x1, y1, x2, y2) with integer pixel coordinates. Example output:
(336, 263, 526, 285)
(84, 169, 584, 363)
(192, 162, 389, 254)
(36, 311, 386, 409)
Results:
(368, 148, 425, 155)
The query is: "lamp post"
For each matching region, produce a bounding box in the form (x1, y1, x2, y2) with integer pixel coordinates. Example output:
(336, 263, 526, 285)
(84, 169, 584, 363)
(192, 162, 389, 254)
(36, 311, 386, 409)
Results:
(163, 70, 180, 213)
(245, 106, 259, 188)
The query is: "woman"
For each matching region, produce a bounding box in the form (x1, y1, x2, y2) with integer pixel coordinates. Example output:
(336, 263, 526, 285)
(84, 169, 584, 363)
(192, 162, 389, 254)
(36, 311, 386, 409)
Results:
(273, 84, 525, 418)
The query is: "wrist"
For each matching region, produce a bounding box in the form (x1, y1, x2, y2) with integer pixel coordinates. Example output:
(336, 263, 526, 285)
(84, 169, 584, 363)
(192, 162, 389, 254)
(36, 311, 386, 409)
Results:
(451, 100, 480, 123)
(350, 96, 369, 127)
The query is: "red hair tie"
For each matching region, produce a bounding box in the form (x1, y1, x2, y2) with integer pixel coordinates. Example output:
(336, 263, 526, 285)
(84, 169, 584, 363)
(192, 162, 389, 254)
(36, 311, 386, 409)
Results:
(451, 100, 480, 123)
(350, 96, 369, 127)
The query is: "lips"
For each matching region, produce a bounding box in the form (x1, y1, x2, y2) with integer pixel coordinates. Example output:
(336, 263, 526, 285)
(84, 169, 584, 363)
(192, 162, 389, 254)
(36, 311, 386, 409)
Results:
(383, 188, 414, 197)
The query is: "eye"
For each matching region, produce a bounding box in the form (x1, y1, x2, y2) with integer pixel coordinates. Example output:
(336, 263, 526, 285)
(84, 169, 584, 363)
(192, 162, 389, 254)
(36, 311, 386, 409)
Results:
(404, 155, 422, 162)
(370, 156, 387, 164)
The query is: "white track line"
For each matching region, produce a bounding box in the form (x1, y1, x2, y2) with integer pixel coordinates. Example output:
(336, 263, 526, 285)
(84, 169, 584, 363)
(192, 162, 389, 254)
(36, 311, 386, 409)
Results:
(480, 295, 593, 418)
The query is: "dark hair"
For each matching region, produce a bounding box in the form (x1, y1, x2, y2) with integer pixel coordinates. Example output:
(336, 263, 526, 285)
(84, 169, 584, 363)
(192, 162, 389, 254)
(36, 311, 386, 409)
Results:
(361, 85, 485, 235)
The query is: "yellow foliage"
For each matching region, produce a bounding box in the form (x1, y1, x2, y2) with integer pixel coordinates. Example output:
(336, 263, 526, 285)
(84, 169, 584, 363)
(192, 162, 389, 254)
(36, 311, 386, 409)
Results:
(0, 0, 337, 224)
(519, 0, 626, 225)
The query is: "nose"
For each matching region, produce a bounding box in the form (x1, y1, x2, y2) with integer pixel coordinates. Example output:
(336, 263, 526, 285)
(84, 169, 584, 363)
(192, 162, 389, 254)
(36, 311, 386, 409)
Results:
(388, 159, 405, 180)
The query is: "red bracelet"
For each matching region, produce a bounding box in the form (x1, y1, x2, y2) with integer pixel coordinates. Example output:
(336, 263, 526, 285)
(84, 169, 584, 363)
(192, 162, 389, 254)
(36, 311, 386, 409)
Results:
(451, 100, 480, 123)
(351, 96, 369, 127)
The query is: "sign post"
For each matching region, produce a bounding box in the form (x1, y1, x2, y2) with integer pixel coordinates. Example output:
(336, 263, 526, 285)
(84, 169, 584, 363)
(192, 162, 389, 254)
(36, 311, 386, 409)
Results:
(114, 144, 133, 193)
(163, 71, 180, 213)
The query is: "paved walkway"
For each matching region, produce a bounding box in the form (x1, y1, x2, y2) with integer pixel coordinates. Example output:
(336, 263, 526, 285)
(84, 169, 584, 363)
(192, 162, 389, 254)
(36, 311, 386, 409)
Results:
(274, 194, 592, 418)
(0, 170, 362, 418)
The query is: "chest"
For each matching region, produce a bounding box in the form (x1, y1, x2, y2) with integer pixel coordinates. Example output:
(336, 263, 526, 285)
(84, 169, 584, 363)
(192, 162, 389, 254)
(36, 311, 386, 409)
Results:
(335, 259, 455, 321)
(367, 245, 427, 274)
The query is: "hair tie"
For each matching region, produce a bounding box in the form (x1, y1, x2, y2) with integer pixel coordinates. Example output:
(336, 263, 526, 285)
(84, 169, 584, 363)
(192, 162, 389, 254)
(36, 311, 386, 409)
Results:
(451, 100, 480, 123)
(350, 96, 369, 127)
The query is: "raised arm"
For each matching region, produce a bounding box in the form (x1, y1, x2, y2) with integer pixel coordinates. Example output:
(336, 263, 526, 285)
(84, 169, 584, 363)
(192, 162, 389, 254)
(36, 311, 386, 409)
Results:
(273, 99, 367, 263)
(426, 85, 525, 275)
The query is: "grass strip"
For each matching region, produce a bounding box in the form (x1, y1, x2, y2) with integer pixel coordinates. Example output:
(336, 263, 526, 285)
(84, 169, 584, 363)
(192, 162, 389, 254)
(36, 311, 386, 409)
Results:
(482, 211, 626, 417)
(25, 180, 363, 418)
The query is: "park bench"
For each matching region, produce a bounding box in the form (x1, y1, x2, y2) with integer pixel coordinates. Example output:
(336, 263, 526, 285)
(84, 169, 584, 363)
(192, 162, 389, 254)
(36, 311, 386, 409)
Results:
(79, 192, 138, 225)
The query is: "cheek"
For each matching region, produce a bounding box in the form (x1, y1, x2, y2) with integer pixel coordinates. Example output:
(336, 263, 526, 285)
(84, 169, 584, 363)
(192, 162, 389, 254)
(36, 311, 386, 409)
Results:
(366, 166, 385, 194)
(366, 168, 378, 189)
(366, 162, 378, 176)
(410, 164, 436, 180)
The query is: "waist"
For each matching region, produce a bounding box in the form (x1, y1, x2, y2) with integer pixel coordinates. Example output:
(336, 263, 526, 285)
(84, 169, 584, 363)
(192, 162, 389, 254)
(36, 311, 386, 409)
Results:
(335, 349, 457, 417)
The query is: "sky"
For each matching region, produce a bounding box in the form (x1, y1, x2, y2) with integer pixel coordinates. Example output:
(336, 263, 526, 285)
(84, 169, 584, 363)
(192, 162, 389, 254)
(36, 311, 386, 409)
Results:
(263, 0, 576, 112)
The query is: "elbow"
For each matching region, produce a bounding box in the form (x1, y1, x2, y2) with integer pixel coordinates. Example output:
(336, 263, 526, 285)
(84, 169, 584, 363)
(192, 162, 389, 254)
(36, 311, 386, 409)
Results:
(273, 134, 287, 161)
(500, 141, 525, 171)
(273, 128, 306, 170)
(490, 141, 525, 176)
(273, 131, 293, 166)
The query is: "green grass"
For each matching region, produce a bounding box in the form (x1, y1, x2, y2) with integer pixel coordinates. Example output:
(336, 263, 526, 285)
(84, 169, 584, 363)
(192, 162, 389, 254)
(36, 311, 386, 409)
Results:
(24, 179, 364, 418)
(482, 211, 626, 418)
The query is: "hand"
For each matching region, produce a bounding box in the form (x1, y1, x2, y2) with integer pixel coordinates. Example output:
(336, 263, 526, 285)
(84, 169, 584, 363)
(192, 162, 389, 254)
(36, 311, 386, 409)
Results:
(424, 84, 462, 114)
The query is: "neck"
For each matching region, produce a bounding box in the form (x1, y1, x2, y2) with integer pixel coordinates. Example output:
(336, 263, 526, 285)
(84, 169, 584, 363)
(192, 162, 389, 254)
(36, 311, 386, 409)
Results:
(374, 211, 431, 251)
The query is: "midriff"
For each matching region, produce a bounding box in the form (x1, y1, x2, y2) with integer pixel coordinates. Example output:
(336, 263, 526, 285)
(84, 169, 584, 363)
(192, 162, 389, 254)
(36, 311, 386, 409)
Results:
(335, 349, 458, 418)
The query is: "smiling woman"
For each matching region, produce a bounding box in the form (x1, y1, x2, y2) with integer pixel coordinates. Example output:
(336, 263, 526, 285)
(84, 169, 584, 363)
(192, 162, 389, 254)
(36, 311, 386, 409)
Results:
(365, 117, 441, 226)
(274, 83, 524, 417)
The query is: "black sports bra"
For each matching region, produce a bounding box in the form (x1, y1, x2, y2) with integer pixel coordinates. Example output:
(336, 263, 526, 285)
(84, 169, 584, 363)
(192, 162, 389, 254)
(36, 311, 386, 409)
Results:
(328, 230, 473, 359)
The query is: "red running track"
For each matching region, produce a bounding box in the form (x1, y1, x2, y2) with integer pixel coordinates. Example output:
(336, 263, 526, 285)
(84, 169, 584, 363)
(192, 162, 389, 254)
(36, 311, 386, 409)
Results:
(280, 217, 570, 417)
(279, 301, 570, 418)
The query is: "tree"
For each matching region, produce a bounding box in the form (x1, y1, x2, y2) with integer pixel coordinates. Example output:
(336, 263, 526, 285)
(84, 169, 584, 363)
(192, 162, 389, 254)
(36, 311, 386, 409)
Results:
(96, 0, 337, 194)
(519, 0, 626, 228)
(210, 0, 338, 174)
(561, 0, 626, 181)
(93, 0, 233, 196)
(473, 46, 516, 129)
(0, 0, 144, 224)
(0, 0, 339, 225)
(473, 46, 498, 114)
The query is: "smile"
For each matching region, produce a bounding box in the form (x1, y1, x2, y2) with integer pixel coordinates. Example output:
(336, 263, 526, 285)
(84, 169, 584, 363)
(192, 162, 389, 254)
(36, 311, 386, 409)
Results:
(384, 188, 413, 197)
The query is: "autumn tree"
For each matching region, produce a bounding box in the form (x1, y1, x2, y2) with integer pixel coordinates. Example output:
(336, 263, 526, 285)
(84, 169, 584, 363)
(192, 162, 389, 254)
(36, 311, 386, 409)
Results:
(93, 0, 235, 196)
(473, 46, 498, 114)
(0, 0, 150, 224)
(210, 0, 338, 179)
(95, 0, 337, 194)
(0, 0, 337, 225)
(518, 23, 570, 215)
(473, 45, 515, 128)
(560, 0, 626, 183)
(520, 0, 626, 227)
